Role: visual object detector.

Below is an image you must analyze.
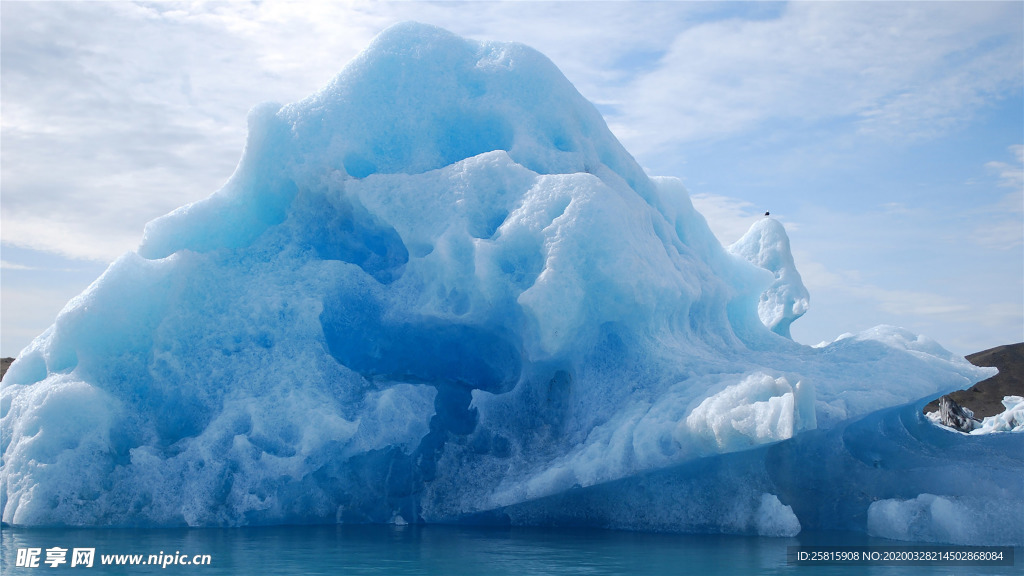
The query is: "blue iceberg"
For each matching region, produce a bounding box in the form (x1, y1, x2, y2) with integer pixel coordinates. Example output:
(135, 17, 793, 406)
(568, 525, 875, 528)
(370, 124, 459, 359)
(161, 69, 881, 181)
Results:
(2, 23, 1017, 543)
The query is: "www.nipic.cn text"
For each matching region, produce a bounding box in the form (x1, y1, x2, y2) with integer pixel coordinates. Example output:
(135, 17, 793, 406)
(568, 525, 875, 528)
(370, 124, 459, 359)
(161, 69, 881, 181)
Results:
(16, 548, 212, 569)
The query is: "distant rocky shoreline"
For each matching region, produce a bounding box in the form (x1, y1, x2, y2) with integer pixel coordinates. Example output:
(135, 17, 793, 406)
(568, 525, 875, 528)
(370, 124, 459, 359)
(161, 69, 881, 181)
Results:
(3, 343, 1021, 417)
(922, 342, 1024, 419)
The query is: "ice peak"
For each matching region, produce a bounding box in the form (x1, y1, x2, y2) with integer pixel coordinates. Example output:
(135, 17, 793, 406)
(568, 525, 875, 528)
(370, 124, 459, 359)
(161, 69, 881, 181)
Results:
(139, 22, 655, 260)
(729, 217, 809, 338)
(287, 21, 648, 186)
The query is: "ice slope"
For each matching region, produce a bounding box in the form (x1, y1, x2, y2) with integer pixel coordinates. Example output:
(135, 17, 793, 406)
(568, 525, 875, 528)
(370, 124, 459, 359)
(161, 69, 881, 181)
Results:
(0, 23, 997, 532)
(729, 217, 809, 339)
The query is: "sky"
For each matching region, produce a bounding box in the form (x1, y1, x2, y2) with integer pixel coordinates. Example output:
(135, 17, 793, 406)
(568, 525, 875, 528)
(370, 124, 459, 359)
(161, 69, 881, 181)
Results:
(1, 1, 1022, 358)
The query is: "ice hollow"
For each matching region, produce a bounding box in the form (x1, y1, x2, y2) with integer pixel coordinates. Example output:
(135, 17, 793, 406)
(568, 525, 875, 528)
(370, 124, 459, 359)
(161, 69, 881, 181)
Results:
(1, 23, 1010, 541)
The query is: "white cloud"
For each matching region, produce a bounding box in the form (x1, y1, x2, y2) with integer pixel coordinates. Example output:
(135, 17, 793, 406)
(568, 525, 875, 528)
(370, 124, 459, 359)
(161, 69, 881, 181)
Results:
(1, 216, 137, 263)
(1, 285, 88, 357)
(0, 260, 35, 271)
(789, 251, 1019, 355)
(3, 2, 1020, 262)
(611, 2, 1023, 156)
(689, 191, 800, 248)
(0, 2, 684, 262)
(1, 1, 1021, 357)
(969, 215, 1023, 251)
(972, 145, 1024, 250)
(986, 144, 1024, 190)
(794, 249, 970, 318)
(689, 192, 760, 246)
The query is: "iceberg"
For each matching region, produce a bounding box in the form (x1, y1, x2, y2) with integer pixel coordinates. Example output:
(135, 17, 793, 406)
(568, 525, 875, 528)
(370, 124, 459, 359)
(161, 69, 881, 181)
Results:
(2, 23, 1016, 542)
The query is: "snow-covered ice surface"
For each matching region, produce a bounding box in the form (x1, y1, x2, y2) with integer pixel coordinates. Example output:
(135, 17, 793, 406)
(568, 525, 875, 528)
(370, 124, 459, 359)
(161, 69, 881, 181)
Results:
(1, 24, 1016, 542)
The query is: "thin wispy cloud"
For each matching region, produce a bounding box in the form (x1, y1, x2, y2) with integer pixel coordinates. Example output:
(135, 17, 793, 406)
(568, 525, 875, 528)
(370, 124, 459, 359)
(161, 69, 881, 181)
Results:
(0, 259, 93, 274)
(0, 260, 35, 271)
(4, 2, 1020, 261)
(689, 192, 799, 247)
(986, 144, 1024, 190)
(967, 145, 1024, 251)
(611, 2, 1023, 155)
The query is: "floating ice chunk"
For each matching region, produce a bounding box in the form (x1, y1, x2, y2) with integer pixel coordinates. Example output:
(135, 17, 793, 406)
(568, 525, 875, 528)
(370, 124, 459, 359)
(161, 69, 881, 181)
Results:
(866, 493, 1022, 546)
(728, 218, 809, 338)
(755, 493, 801, 537)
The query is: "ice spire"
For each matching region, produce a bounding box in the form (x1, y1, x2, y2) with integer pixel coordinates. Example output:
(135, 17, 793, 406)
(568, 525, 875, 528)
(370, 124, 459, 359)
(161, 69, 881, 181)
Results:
(729, 217, 809, 338)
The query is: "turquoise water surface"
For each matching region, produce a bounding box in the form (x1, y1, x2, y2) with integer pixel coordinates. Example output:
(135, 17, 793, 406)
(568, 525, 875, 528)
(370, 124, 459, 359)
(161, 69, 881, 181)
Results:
(1, 525, 1016, 575)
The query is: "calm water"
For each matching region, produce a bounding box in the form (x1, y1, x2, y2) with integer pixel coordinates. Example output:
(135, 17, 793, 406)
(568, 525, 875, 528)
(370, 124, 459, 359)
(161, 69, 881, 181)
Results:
(1, 524, 1016, 575)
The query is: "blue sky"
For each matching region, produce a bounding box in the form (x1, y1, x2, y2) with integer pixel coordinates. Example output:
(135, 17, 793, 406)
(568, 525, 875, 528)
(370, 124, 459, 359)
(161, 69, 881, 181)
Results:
(2, 1, 1022, 357)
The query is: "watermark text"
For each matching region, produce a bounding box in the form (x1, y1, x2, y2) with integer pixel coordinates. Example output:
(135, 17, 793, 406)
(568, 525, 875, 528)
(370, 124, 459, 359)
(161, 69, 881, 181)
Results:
(16, 548, 211, 569)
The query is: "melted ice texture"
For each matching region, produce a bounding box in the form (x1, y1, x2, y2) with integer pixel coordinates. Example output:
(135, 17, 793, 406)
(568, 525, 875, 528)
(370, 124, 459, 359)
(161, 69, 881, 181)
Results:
(728, 218, 809, 339)
(1, 24, 1014, 541)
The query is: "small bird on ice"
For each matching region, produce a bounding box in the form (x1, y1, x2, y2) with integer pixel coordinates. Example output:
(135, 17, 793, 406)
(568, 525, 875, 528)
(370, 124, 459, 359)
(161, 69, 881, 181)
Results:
(764, 211, 770, 217)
